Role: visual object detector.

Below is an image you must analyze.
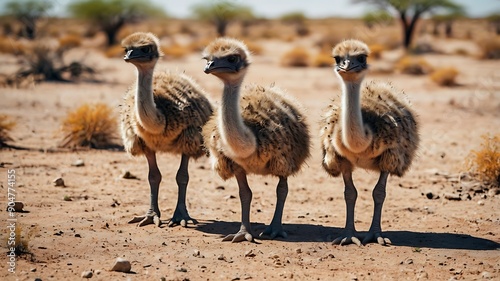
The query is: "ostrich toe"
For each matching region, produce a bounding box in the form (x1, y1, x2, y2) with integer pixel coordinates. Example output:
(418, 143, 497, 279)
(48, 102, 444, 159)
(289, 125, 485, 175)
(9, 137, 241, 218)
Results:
(222, 230, 254, 243)
(128, 211, 161, 227)
(332, 229, 362, 246)
(167, 206, 197, 227)
(362, 231, 391, 246)
(259, 224, 288, 240)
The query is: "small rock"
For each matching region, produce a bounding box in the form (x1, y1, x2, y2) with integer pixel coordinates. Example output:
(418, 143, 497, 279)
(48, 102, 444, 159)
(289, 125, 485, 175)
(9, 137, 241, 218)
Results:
(218, 254, 226, 260)
(175, 267, 187, 272)
(72, 159, 85, 167)
(244, 250, 255, 257)
(444, 193, 461, 201)
(81, 270, 93, 278)
(122, 171, 138, 179)
(478, 200, 485, 206)
(416, 270, 428, 279)
(295, 248, 302, 254)
(6, 201, 24, 212)
(405, 258, 414, 264)
(216, 186, 225, 190)
(53, 177, 65, 187)
(488, 188, 500, 197)
(193, 249, 200, 257)
(224, 195, 236, 200)
(481, 271, 492, 279)
(110, 257, 131, 273)
(30, 268, 36, 272)
(425, 192, 439, 200)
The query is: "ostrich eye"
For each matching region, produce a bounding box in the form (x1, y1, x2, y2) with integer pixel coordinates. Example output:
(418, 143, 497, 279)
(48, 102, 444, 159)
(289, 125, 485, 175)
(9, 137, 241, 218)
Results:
(140, 46, 151, 53)
(334, 56, 341, 64)
(357, 55, 367, 64)
(227, 55, 239, 63)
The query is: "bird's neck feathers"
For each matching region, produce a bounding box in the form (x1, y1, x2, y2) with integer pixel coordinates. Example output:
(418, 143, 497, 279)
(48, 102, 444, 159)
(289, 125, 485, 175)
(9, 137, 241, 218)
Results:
(134, 63, 165, 134)
(340, 79, 373, 153)
(219, 82, 257, 159)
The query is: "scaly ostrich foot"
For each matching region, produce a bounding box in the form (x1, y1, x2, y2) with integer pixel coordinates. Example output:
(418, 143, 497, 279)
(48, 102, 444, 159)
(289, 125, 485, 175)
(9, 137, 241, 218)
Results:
(259, 224, 288, 240)
(332, 229, 362, 246)
(362, 231, 391, 246)
(128, 210, 161, 227)
(167, 206, 198, 227)
(222, 226, 254, 243)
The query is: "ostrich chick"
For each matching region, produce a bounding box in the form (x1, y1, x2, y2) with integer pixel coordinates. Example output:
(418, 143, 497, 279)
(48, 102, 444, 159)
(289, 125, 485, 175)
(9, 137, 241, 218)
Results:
(202, 38, 310, 242)
(321, 39, 419, 246)
(121, 32, 213, 227)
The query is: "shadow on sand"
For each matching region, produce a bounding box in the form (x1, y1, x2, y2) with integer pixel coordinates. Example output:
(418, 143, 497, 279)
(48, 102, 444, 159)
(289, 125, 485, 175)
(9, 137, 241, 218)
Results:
(195, 220, 500, 250)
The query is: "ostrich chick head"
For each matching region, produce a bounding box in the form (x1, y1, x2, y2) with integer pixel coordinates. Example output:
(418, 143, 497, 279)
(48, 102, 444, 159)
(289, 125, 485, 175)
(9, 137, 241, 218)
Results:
(121, 32, 164, 67)
(202, 38, 251, 85)
(332, 39, 370, 83)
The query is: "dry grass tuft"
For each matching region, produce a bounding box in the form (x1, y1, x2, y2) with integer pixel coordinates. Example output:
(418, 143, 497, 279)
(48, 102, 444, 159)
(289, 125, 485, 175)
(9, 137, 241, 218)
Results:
(281, 46, 310, 67)
(0, 36, 27, 55)
(58, 34, 82, 50)
(161, 44, 190, 59)
(477, 37, 500, 59)
(245, 41, 264, 55)
(105, 45, 125, 58)
(0, 114, 15, 146)
(430, 67, 459, 86)
(312, 52, 333, 67)
(61, 103, 117, 148)
(396, 56, 433, 75)
(368, 44, 385, 59)
(466, 134, 500, 187)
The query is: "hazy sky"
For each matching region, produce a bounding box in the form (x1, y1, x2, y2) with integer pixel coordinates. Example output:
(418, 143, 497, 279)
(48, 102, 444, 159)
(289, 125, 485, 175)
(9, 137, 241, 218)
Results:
(6, 0, 500, 18)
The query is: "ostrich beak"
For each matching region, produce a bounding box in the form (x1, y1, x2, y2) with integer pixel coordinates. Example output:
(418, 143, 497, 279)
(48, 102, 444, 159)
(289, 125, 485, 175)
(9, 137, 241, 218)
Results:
(204, 58, 238, 74)
(124, 48, 158, 62)
(337, 57, 366, 73)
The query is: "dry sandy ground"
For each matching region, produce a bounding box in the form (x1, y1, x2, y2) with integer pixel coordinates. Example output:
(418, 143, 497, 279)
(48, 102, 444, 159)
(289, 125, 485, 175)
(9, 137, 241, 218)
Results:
(0, 39, 499, 281)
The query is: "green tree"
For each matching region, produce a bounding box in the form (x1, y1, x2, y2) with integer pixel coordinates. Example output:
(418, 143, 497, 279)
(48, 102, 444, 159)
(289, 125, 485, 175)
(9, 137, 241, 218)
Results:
(191, 1, 254, 37)
(4, 0, 53, 39)
(430, 9, 465, 38)
(68, 0, 165, 46)
(486, 13, 500, 35)
(362, 10, 394, 29)
(354, 0, 462, 48)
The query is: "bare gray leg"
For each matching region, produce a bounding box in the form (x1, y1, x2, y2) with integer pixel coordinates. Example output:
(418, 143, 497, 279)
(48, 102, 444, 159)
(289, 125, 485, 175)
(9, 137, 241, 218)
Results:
(222, 170, 253, 242)
(167, 154, 197, 227)
(363, 171, 391, 245)
(128, 149, 162, 227)
(260, 176, 288, 239)
(333, 170, 361, 246)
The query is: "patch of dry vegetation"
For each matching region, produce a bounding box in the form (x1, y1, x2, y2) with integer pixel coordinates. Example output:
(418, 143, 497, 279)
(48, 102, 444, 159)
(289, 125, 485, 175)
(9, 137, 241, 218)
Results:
(430, 67, 459, 86)
(368, 44, 385, 59)
(0, 114, 15, 147)
(477, 37, 500, 59)
(396, 56, 434, 75)
(281, 46, 310, 67)
(58, 34, 82, 50)
(0, 36, 27, 55)
(61, 103, 117, 148)
(466, 134, 500, 187)
(312, 52, 333, 67)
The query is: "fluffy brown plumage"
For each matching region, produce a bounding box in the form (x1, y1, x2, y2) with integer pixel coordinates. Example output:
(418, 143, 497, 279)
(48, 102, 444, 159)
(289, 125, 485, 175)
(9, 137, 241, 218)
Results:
(121, 32, 213, 228)
(202, 37, 310, 242)
(321, 39, 419, 246)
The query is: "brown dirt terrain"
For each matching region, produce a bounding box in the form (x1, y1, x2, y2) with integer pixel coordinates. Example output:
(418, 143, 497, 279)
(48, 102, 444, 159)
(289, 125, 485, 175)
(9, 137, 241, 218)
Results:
(1, 30, 499, 280)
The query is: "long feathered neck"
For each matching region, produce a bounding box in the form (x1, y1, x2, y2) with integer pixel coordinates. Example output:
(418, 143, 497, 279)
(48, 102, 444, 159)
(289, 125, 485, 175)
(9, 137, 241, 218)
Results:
(219, 81, 257, 159)
(341, 80, 373, 153)
(135, 63, 165, 134)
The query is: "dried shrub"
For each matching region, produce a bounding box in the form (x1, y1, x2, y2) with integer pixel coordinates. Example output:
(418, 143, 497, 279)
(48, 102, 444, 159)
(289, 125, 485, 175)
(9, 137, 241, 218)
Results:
(105, 44, 125, 58)
(368, 44, 385, 59)
(61, 103, 117, 148)
(396, 56, 433, 75)
(161, 44, 190, 59)
(430, 67, 459, 86)
(315, 33, 343, 53)
(0, 36, 27, 55)
(245, 41, 263, 55)
(281, 46, 310, 67)
(477, 37, 500, 59)
(0, 114, 15, 147)
(312, 52, 333, 67)
(16, 41, 95, 83)
(58, 34, 82, 50)
(466, 134, 500, 187)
